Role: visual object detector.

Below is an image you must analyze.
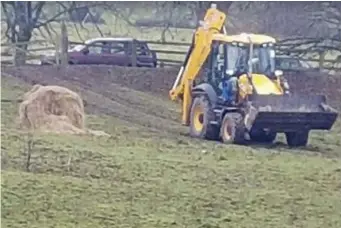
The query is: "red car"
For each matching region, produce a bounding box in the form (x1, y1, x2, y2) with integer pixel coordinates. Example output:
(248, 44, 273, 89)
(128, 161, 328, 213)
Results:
(41, 37, 157, 67)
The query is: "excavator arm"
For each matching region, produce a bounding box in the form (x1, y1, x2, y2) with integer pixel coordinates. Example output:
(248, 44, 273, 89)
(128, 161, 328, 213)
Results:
(169, 4, 226, 125)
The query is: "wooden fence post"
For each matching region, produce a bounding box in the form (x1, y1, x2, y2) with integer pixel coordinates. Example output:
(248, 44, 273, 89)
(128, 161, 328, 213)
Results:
(131, 40, 137, 67)
(60, 21, 68, 66)
(55, 37, 60, 65)
(12, 43, 17, 66)
(318, 50, 326, 71)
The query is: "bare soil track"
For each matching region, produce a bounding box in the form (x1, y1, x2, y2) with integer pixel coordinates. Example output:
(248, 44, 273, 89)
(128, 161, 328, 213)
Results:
(1, 65, 189, 141)
(2, 65, 341, 110)
(2, 65, 340, 151)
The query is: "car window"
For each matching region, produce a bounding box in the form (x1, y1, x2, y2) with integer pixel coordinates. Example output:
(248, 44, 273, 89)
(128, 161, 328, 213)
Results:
(101, 42, 112, 54)
(87, 42, 103, 54)
(110, 41, 126, 54)
(136, 42, 150, 56)
(288, 59, 301, 68)
(277, 59, 290, 69)
(276, 58, 301, 69)
(71, 44, 86, 52)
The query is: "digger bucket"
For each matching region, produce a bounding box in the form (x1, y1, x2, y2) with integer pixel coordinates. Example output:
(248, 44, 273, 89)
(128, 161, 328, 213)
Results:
(246, 94, 338, 132)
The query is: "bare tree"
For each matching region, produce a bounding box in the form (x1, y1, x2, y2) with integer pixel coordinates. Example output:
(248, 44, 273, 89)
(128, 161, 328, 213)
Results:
(313, 2, 341, 40)
(2, 1, 45, 65)
(0, 1, 101, 65)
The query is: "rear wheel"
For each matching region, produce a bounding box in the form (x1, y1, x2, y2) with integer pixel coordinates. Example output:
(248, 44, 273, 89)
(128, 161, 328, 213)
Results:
(250, 129, 277, 143)
(285, 130, 309, 147)
(220, 112, 246, 145)
(189, 96, 219, 140)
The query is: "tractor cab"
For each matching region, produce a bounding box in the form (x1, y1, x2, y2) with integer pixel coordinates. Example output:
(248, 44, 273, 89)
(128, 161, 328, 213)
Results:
(202, 33, 285, 101)
(225, 41, 277, 77)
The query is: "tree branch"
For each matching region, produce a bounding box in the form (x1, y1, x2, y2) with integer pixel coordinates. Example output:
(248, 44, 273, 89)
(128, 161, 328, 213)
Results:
(31, 1, 45, 27)
(86, 10, 104, 37)
(1, 2, 12, 40)
(33, 7, 71, 28)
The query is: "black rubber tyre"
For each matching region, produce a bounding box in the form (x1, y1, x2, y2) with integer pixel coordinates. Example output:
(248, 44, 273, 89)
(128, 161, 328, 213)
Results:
(249, 129, 277, 143)
(285, 131, 309, 147)
(220, 112, 246, 145)
(189, 96, 219, 140)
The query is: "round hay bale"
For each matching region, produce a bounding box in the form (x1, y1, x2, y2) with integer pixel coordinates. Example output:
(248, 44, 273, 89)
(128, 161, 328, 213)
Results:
(19, 85, 86, 134)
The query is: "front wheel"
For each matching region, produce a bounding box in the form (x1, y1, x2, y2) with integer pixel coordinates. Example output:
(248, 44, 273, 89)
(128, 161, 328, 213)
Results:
(285, 130, 309, 147)
(220, 112, 246, 145)
(189, 96, 219, 140)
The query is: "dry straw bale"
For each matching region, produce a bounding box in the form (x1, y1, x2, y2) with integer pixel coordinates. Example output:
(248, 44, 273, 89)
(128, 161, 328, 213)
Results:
(18, 84, 91, 134)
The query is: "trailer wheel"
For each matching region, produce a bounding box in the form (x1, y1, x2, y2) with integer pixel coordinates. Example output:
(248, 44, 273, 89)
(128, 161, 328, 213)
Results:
(250, 129, 277, 143)
(220, 112, 245, 144)
(189, 96, 219, 140)
(285, 130, 309, 147)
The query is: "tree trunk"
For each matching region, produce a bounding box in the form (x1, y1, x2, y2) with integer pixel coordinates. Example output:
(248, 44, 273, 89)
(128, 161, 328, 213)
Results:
(60, 21, 69, 66)
(14, 43, 28, 66)
(13, 2, 32, 66)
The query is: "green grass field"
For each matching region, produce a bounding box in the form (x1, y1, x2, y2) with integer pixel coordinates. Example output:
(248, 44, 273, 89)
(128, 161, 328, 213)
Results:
(1, 71, 341, 227)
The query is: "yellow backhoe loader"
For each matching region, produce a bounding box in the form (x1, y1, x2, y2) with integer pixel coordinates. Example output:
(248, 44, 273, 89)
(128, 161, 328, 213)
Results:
(169, 4, 338, 147)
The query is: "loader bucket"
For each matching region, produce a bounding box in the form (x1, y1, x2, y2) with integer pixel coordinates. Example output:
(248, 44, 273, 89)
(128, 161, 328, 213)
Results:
(246, 94, 338, 132)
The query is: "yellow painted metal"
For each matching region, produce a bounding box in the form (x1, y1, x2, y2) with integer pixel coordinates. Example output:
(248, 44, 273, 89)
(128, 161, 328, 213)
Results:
(237, 74, 254, 101)
(192, 105, 204, 132)
(169, 6, 226, 125)
(168, 4, 280, 126)
(251, 74, 283, 95)
(212, 33, 276, 45)
(237, 74, 283, 102)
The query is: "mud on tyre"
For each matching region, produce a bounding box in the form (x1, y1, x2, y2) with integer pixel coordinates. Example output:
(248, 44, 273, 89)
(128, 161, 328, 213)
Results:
(220, 112, 246, 145)
(189, 96, 219, 140)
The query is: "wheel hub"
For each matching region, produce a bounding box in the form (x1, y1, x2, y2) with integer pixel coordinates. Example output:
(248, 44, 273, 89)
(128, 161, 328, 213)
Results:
(193, 105, 204, 132)
(198, 114, 204, 123)
(223, 120, 233, 140)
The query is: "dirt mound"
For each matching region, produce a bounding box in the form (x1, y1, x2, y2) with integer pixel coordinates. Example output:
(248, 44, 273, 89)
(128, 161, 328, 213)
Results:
(18, 84, 109, 136)
(1, 65, 177, 96)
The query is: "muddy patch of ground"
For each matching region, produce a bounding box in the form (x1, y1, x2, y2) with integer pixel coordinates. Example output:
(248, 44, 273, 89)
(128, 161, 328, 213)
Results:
(2, 65, 340, 109)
